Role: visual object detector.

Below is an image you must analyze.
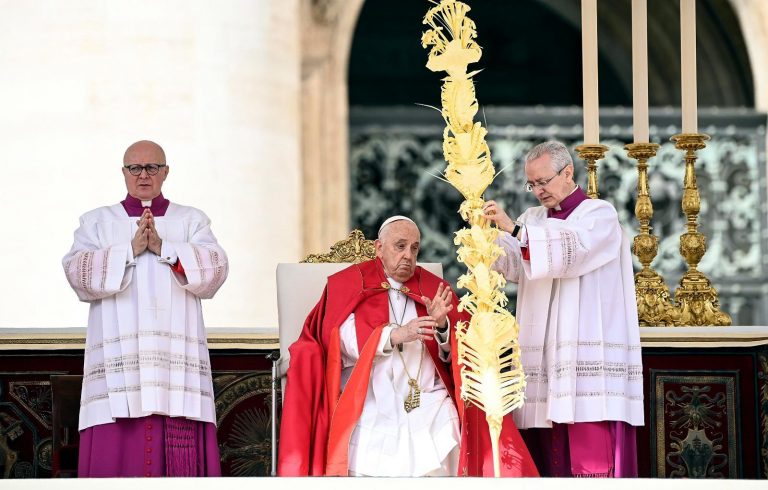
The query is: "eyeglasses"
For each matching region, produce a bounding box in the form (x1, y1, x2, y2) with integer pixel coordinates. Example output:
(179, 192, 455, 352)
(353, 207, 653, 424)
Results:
(524, 166, 565, 192)
(123, 164, 166, 176)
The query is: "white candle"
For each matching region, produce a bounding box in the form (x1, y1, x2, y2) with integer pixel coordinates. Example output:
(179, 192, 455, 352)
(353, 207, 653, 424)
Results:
(632, 0, 649, 143)
(582, 0, 599, 144)
(681, 0, 697, 133)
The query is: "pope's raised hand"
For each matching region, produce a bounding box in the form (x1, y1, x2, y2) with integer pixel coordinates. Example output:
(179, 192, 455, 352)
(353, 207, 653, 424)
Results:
(422, 283, 453, 328)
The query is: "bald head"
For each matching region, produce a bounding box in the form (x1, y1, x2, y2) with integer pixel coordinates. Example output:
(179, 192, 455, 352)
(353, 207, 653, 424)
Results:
(124, 140, 166, 165)
(375, 219, 420, 282)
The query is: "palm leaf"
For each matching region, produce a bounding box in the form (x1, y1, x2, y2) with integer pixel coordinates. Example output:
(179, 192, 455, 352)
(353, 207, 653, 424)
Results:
(423, 0, 526, 476)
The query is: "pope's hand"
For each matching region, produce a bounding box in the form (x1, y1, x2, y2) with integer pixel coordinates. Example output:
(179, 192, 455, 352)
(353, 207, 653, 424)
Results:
(390, 316, 437, 346)
(422, 283, 453, 329)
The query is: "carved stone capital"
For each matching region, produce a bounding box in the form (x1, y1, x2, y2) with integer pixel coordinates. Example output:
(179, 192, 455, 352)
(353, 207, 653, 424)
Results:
(310, 0, 342, 25)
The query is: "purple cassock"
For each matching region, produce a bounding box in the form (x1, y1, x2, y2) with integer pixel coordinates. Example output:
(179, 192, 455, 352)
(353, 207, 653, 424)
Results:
(79, 415, 221, 477)
(77, 194, 221, 478)
(520, 186, 639, 478)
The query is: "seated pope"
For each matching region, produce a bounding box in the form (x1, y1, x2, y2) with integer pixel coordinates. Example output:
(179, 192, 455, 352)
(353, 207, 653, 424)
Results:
(277, 216, 538, 477)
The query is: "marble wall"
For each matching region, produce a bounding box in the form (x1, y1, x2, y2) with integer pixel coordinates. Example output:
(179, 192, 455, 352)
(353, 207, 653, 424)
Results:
(0, 0, 301, 329)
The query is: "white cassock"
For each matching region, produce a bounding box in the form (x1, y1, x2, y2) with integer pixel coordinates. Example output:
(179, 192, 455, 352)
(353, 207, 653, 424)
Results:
(63, 202, 228, 431)
(493, 199, 644, 429)
(339, 277, 461, 476)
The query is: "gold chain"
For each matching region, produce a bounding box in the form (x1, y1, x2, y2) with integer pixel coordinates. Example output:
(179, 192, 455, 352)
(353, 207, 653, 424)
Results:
(387, 289, 424, 413)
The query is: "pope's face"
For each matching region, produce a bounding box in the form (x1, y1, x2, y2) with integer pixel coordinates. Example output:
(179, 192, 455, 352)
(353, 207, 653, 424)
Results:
(375, 221, 420, 283)
(123, 142, 168, 201)
(525, 153, 574, 208)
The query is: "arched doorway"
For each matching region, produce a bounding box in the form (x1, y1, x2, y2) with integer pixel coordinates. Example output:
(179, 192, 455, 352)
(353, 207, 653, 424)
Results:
(348, 0, 754, 108)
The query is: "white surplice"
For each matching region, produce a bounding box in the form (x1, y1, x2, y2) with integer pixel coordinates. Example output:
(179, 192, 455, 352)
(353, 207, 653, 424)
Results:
(493, 199, 644, 429)
(63, 202, 228, 430)
(338, 277, 460, 477)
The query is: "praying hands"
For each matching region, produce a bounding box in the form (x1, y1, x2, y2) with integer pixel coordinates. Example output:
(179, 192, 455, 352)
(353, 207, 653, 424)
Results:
(131, 209, 162, 257)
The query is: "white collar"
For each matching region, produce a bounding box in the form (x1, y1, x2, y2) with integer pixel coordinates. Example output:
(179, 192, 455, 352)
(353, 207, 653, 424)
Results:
(386, 276, 403, 289)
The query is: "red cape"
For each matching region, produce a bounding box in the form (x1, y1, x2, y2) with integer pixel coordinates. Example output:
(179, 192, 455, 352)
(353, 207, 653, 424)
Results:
(277, 258, 538, 477)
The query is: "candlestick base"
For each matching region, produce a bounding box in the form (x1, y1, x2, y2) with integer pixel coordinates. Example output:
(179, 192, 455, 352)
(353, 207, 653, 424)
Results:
(625, 142, 678, 326)
(575, 144, 609, 199)
(669, 133, 731, 326)
(635, 269, 680, 326)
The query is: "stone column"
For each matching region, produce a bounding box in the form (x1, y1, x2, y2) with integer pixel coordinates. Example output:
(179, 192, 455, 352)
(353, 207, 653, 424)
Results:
(299, 0, 364, 255)
(729, 0, 768, 207)
(730, 0, 768, 112)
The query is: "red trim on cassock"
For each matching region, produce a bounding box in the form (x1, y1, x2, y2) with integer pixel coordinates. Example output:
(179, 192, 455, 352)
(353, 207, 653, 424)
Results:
(521, 247, 530, 261)
(171, 259, 185, 276)
(277, 258, 538, 477)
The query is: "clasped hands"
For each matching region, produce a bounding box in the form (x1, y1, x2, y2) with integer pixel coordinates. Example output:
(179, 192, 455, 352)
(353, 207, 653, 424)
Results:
(390, 283, 453, 345)
(131, 208, 162, 257)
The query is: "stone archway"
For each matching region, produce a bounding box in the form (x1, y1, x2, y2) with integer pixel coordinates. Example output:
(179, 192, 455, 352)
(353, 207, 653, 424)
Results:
(730, 0, 768, 111)
(299, 0, 364, 255)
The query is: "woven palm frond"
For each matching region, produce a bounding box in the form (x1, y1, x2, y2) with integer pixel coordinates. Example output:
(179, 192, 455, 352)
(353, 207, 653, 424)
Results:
(456, 312, 524, 414)
(423, 0, 526, 477)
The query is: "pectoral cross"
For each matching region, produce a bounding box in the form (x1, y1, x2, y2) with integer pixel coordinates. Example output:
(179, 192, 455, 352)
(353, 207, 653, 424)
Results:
(403, 378, 421, 413)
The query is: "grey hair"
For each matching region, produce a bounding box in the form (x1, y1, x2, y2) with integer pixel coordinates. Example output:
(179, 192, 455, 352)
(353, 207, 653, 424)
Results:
(524, 141, 573, 172)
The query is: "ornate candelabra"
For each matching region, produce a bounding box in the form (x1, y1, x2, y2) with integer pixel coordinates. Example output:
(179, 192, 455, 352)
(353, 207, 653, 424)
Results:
(625, 143, 678, 326)
(670, 133, 731, 326)
(575, 144, 609, 198)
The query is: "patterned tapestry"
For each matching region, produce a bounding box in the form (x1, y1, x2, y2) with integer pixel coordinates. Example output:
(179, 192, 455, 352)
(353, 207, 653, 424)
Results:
(651, 370, 738, 478)
(0, 353, 276, 478)
(213, 371, 275, 477)
(0, 374, 55, 478)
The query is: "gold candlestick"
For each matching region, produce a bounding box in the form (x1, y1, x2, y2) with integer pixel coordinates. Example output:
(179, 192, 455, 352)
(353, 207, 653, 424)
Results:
(575, 144, 609, 198)
(670, 133, 731, 326)
(625, 143, 678, 326)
